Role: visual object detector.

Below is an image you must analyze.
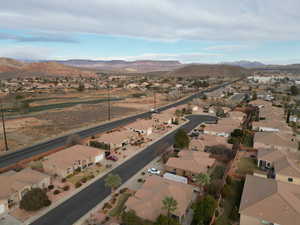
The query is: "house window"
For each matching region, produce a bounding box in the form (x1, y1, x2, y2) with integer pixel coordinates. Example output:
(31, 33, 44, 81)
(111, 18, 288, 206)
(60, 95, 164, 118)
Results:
(288, 177, 293, 182)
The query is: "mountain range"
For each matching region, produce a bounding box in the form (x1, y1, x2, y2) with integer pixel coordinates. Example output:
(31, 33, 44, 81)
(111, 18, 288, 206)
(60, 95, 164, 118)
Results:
(0, 57, 299, 79)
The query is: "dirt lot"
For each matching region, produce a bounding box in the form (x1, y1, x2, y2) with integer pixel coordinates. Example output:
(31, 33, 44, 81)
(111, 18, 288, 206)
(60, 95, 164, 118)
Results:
(0, 90, 172, 153)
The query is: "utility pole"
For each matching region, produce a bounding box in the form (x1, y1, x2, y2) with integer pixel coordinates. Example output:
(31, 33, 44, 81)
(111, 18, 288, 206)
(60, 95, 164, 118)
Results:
(1, 103, 8, 151)
(107, 85, 111, 121)
(153, 91, 156, 110)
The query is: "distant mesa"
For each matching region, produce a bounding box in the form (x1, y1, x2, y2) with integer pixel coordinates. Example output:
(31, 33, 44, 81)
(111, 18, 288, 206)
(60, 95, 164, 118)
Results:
(222, 60, 265, 68)
(168, 64, 248, 77)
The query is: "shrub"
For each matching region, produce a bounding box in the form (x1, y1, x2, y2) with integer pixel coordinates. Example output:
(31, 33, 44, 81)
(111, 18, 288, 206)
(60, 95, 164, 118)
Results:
(226, 176, 232, 185)
(20, 188, 51, 211)
(111, 198, 117, 204)
(75, 182, 82, 188)
(63, 185, 70, 191)
(137, 178, 144, 183)
(53, 190, 60, 195)
(81, 177, 87, 183)
(61, 178, 66, 183)
(103, 202, 112, 209)
(120, 188, 129, 194)
(44, 199, 52, 207)
(208, 179, 223, 198)
(48, 185, 54, 190)
(221, 184, 233, 198)
(90, 141, 110, 150)
(74, 167, 81, 173)
(88, 174, 95, 180)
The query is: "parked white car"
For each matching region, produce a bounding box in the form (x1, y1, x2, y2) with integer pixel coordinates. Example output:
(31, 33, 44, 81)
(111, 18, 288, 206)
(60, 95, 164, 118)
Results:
(147, 168, 161, 175)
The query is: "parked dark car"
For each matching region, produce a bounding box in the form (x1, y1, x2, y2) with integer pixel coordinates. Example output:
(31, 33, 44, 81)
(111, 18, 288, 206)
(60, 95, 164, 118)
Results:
(106, 155, 118, 161)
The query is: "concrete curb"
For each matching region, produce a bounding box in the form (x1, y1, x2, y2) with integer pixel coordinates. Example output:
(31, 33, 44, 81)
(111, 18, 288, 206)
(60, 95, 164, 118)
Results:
(24, 121, 188, 225)
(1, 91, 195, 157)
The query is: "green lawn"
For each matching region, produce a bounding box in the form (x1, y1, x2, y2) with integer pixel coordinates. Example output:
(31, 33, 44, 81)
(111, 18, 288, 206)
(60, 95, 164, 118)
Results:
(236, 157, 258, 176)
(109, 193, 131, 217)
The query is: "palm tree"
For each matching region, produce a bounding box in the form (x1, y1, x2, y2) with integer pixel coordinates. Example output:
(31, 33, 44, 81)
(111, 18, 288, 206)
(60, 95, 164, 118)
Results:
(194, 173, 211, 192)
(104, 173, 122, 193)
(162, 196, 178, 225)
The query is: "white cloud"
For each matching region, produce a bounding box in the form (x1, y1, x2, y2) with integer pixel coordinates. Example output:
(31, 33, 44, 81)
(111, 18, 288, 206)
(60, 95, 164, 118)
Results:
(0, 0, 299, 41)
(0, 45, 55, 60)
(204, 44, 250, 51)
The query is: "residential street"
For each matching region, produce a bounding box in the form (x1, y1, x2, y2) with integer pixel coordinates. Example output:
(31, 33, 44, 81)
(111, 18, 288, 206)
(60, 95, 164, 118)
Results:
(0, 81, 235, 169)
(30, 114, 216, 225)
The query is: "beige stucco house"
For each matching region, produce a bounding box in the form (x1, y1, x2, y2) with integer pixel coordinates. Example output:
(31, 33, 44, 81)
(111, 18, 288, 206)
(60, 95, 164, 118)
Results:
(239, 175, 300, 225)
(0, 168, 50, 215)
(43, 145, 104, 178)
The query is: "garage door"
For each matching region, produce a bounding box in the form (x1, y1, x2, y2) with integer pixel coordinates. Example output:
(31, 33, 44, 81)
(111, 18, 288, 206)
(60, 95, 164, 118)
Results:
(0, 204, 5, 214)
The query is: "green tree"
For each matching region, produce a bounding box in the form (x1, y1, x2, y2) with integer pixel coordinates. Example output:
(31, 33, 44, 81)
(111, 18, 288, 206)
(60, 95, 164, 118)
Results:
(122, 210, 142, 225)
(192, 195, 217, 225)
(105, 173, 122, 193)
(20, 188, 51, 211)
(229, 129, 244, 144)
(174, 129, 190, 149)
(215, 107, 225, 118)
(194, 173, 211, 191)
(162, 196, 178, 225)
(154, 214, 181, 225)
(291, 85, 299, 96)
(77, 82, 85, 92)
(252, 91, 257, 100)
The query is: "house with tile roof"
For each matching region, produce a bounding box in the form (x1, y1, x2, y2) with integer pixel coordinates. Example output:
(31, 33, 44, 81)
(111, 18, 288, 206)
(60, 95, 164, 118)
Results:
(257, 148, 285, 169)
(274, 153, 300, 185)
(0, 168, 50, 215)
(165, 150, 215, 178)
(91, 129, 137, 150)
(43, 145, 104, 178)
(239, 175, 300, 225)
(125, 176, 194, 223)
(254, 132, 298, 152)
(125, 119, 154, 136)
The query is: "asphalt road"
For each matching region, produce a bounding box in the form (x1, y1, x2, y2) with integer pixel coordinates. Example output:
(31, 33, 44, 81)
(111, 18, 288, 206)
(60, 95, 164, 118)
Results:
(230, 93, 245, 102)
(0, 81, 235, 169)
(30, 114, 217, 225)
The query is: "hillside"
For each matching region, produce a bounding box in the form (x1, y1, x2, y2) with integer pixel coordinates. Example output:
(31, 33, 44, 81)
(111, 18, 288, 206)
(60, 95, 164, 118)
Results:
(51, 59, 182, 72)
(168, 64, 248, 77)
(0, 58, 25, 73)
(0, 58, 97, 78)
(223, 60, 265, 68)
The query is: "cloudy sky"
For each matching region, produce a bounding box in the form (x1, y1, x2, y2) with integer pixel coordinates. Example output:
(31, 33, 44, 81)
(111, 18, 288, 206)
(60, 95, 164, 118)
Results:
(0, 0, 299, 64)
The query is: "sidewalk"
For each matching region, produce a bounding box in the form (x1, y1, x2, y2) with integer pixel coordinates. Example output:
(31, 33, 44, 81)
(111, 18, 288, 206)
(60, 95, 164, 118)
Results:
(74, 155, 163, 225)
(23, 120, 188, 225)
